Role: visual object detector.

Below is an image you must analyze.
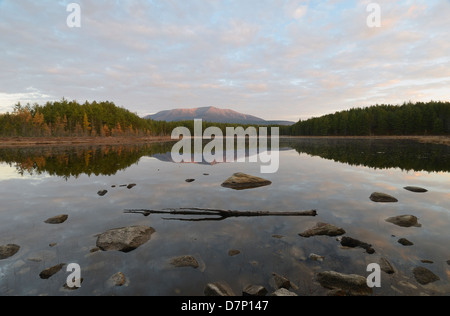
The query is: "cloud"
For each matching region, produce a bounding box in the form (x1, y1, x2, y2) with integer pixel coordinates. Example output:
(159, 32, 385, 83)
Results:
(0, 0, 448, 120)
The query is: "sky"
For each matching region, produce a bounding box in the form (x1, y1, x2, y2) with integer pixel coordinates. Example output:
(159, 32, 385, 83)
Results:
(0, 0, 449, 121)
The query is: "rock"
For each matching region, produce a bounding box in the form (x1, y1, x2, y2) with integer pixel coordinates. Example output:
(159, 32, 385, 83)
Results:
(243, 285, 268, 296)
(420, 260, 434, 264)
(272, 272, 291, 289)
(0, 244, 20, 260)
(272, 234, 284, 239)
(316, 271, 373, 296)
(370, 192, 398, 202)
(109, 272, 126, 286)
(49, 243, 57, 247)
(340, 236, 375, 254)
(96, 226, 155, 253)
(398, 238, 414, 246)
(299, 222, 346, 238)
(404, 186, 428, 193)
(127, 184, 136, 189)
(271, 288, 298, 296)
(205, 282, 236, 296)
(412, 267, 440, 285)
(221, 172, 272, 190)
(97, 190, 108, 196)
(170, 255, 199, 269)
(309, 253, 325, 262)
(447, 260, 450, 266)
(228, 249, 241, 257)
(39, 263, 65, 279)
(385, 215, 421, 228)
(379, 258, 395, 274)
(44, 214, 68, 224)
(185, 179, 195, 183)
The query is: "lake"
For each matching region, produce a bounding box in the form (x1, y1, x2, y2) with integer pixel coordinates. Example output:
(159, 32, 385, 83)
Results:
(0, 138, 449, 296)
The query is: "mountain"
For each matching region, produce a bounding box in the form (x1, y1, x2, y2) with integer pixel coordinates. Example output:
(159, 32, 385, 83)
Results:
(144, 106, 294, 126)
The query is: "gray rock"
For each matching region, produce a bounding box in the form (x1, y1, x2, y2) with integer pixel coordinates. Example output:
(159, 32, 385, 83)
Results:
(404, 186, 428, 193)
(170, 255, 199, 269)
(39, 263, 65, 279)
(221, 173, 272, 190)
(272, 272, 291, 289)
(370, 192, 398, 203)
(379, 258, 395, 274)
(44, 214, 68, 224)
(96, 226, 155, 253)
(109, 272, 126, 286)
(243, 285, 268, 296)
(0, 244, 20, 260)
(299, 222, 346, 238)
(316, 271, 373, 296)
(340, 236, 375, 254)
(413, 267, 440, 285)
(271, 288, 298, 296)
(205, 282, 236, 296)
(385, 215, 421, 228)
(398, 238, 414, 246)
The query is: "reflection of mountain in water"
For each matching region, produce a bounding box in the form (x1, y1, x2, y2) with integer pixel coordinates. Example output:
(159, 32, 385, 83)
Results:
(0, 138, 448, 178)
(282, 138, 450, 173)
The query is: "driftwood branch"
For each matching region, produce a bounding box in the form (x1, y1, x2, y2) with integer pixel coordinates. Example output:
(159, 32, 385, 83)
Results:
(124, 208, 317, 222)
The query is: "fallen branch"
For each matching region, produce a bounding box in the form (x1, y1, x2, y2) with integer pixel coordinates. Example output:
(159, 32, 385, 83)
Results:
(124, 208, 317, 222)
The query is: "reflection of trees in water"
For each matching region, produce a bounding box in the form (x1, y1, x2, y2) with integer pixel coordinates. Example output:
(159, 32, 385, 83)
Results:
(0, 142, 175, 179)
(281, 138, 450, 173)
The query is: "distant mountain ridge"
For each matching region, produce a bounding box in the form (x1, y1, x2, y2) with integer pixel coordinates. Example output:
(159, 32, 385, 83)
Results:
(144, 106, 294, 126)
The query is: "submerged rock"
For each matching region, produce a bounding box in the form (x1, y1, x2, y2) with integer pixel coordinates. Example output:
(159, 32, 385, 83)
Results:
(44, 214, 68, 224)
(299, 222, 346, 238)
(109, 272, 127, 287)
(398, 238, 414, 246)
(39, 263, 65, 279)
(271, 288, 298, 296)
(205, 282, 236, 296)
(404, 186, 428, 193)
(316, 271, 373, 296)
(379, 258, 395, 274)
(170, 255, 199, 269)
(221, 173, 272, 190)
(243, 285, 268, 296)
(228, 249, 241, 257)
(385, 215, 421, 228)
(340, 236, 375, 254)
(96, 226, 155, 253)
(413, 267, 440, 285)
(370, 192, 398, 203)
(0, 244, 20, 260)
(309, 253, 325, 262)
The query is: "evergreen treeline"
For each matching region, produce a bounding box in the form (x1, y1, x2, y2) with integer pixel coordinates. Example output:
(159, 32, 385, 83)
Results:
(282, 101, 450, 136)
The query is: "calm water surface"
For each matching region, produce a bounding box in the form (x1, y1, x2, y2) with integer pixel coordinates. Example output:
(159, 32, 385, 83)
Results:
(0, 138, 449, 296)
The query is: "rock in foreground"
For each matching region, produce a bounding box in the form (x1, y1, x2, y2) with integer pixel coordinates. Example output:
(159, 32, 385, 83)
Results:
(0, 244, 20, 260)
(299, 222, 346, 238)
(96, 226, 155, 253)
(221, 173, 272, 190)
(370, 192, 398, 203)
(316, 271, 373, 296)
(205, 282, 236, 296)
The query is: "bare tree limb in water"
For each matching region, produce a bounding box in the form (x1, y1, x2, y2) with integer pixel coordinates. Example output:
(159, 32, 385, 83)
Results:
(123, 208, 317, 222)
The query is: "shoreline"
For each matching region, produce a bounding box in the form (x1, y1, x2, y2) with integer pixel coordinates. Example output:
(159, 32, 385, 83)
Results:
(0, 135, 448, 148)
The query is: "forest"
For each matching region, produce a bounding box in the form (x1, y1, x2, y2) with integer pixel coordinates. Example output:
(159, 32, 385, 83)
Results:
(0, 99, 448, 137)
(281, 101, 449, 136)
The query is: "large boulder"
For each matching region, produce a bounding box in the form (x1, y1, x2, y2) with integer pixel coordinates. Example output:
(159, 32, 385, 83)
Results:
(385, 215, 421, 228)
(221, 173, 272, 190)
(0, 244, 20, 260)
(96, 226, 155, 253)
(299, 222, 346, 238)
